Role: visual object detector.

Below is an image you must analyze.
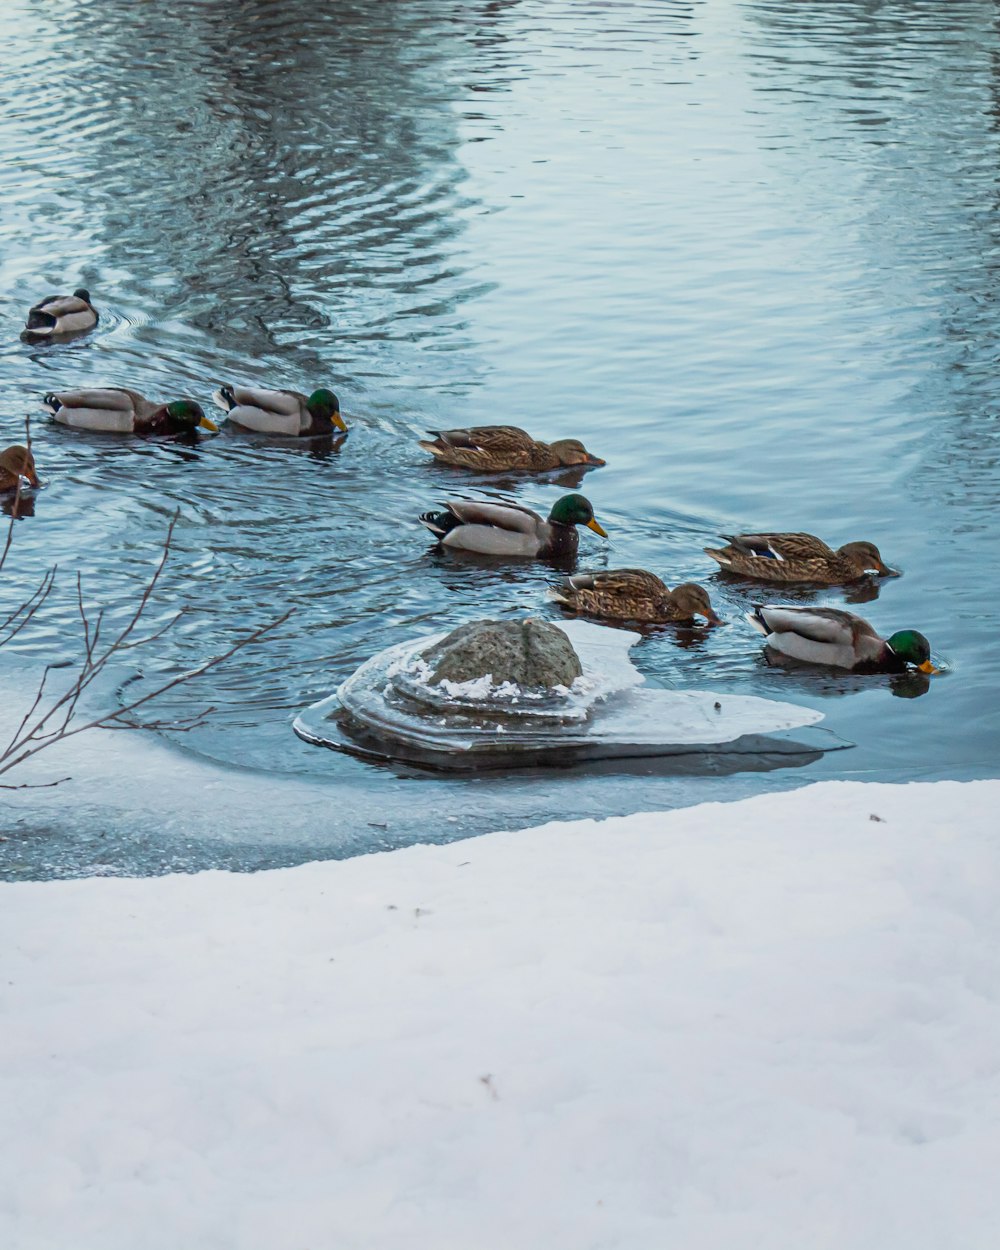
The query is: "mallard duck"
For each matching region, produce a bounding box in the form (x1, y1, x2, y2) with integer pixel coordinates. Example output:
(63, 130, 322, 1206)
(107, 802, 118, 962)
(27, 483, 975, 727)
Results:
(212, 385, 346, 436)
(0, 445, 40, 493)
(748, 604, 937, 673)
(420, 493, 607, 558)
(420, 426, 605, 472)
(704, 532, 894, 583)
(43, 389, 217, 435)
(23, 289, 98, 338)
(551, 568, 721, 624)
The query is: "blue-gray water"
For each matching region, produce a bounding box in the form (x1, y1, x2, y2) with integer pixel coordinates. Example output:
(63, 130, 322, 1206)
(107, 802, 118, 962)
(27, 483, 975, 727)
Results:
(1, 0, 998, 877)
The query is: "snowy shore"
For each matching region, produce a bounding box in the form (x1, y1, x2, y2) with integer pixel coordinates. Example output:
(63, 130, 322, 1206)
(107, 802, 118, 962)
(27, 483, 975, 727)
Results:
(3, 778, 999, 1249)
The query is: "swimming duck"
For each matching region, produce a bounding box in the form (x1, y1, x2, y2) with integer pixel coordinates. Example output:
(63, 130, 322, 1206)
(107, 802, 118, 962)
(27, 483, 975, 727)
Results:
(420, 426, 605, 472)
(23, 289, 98, 339)
(748, 604, 937, 673)
(212, 385, 346, 436)
(420, 493, 607, 558)
(551, 568, 721, 624)
(704, 532, 894, 583)
(43, 389, 217, 435)
(0, 445, 40, 493)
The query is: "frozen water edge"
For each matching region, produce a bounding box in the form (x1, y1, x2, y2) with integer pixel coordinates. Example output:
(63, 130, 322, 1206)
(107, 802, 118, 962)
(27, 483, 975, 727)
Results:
(2, 778, 999, 1249)
(0, 653, 831, 881)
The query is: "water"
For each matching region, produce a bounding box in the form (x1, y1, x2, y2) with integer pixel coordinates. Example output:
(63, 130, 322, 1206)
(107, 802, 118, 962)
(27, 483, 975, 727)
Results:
(1, 0, 998, 877)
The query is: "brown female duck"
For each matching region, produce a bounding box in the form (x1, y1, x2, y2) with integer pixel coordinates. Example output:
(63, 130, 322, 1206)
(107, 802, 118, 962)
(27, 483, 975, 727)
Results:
(552, 568, 721, 624)
(420, 425, 604, 472)
(0, 445, 40, 493)
(704, 532, 894, 584)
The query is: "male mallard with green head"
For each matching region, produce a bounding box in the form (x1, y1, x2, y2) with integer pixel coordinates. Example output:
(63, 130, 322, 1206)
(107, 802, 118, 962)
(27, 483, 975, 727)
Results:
(420, 493, 608, 558)
(0, 445, 40, 493)
(748, 604, 937, 673)
(552, 569, 720, 624)
(212, 385, 346, 437)
(420, 426, 605, 472)
(704, 532, 894, 583)
(43, 389, 217, 435)
(23, 289, 98, 339)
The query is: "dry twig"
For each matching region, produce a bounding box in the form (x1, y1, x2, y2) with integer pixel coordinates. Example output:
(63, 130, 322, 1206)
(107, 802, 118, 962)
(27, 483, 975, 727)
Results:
(1, 487, 289, 787)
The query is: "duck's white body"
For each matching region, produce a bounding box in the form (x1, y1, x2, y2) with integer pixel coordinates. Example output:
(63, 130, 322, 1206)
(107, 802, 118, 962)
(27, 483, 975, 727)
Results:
(43, 388, 147, 433)
(213, 386, 313, 436)
(748, 605, 885, 669)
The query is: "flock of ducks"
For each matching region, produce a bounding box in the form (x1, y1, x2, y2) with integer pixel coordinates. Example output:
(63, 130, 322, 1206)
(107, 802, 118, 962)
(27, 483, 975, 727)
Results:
(6, 288, 938, 680)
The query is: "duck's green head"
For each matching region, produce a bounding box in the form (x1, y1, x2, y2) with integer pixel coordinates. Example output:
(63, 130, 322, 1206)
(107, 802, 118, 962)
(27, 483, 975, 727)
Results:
(548, 493, 607, 536)
(306, 388, 347, 432)
(886, 629, 937, 673)
(166, 400, 218, 433)
(73, 288, 92, 304)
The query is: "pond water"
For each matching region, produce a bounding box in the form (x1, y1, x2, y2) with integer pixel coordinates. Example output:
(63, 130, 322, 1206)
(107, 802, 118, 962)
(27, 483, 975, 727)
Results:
(2, 0, 998, 877)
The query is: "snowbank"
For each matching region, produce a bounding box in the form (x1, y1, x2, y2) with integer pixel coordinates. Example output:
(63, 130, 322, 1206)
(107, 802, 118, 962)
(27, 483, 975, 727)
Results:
(2, 779, 999, 1249)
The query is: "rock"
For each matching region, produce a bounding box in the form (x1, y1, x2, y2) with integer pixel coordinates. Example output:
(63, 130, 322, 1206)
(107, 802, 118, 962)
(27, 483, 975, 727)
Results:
(421, 619, 583, 690)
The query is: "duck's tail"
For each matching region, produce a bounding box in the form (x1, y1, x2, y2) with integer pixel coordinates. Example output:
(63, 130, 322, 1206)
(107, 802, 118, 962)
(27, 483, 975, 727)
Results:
(746, 604, 771, 636)
(703, 546, 732, 570)
(41, 392, 62, 414)
(212, 385, 236, 414)
(419, 508, 459, 538)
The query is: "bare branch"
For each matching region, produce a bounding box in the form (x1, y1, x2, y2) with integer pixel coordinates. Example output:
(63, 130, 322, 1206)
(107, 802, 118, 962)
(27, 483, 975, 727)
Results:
(0, 507, 291, 786)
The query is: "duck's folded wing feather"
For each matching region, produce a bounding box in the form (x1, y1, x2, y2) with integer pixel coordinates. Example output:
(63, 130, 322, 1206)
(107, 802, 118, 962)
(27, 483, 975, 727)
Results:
(34, 294, 89, 317)
(758, 605, 866, 643)
(52, 389, 137, 411)
(230, 386, 301, 415)
(572, 568, 666, 594)
(430, 426, 531, 451)
(732, 532, 835, 560)
(445, 500, 542, 534)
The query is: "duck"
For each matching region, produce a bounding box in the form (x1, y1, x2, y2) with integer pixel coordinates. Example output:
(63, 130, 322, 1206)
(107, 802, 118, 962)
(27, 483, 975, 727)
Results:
(0, 445, 40, 493)
(420, 493, 607, 558)
(748, 604, 937, 673)
(704, 532, 894, 583)
(212, 385, 346, 437)
(23, 289, 98, 339)
(551, 568, 721, 624)
(419, 425, 605, 472)
(43, 389, 217, 435)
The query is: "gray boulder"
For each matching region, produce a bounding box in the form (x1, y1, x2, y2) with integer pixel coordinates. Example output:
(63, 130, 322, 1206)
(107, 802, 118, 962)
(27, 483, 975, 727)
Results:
(421, 619, 582, 690)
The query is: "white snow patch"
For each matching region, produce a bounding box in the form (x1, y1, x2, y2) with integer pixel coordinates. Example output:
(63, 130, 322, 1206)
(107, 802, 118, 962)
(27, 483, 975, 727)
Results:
(2, 779, 1000, 1249)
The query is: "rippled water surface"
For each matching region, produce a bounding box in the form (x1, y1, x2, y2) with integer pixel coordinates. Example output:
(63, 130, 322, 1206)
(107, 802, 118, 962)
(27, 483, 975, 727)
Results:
(2, 0, 999, 876)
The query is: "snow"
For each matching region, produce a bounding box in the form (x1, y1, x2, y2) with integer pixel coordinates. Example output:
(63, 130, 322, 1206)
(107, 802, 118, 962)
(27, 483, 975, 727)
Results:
(3, 779, 1000, 1249)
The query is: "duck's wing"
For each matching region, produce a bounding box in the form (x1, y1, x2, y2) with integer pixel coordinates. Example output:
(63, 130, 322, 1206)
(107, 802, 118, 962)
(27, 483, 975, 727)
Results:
(565, 568, 663, 594)
(432, 426, 533, 451)
(444, 499, 543, 534)
(227, 386, 302, 416)
(32, 294, 90, 317)
(750, 605, 876, 643)
(44, 388, 141, 432)
(44, 388, 139, 412)
(726, 532, 836, 562)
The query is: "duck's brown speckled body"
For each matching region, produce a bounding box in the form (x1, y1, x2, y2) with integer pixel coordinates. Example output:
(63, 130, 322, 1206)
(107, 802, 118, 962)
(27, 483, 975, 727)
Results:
(552, 568, 720, 624)
(704, 532, 893, 584)
(420, 425, 604, 472)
